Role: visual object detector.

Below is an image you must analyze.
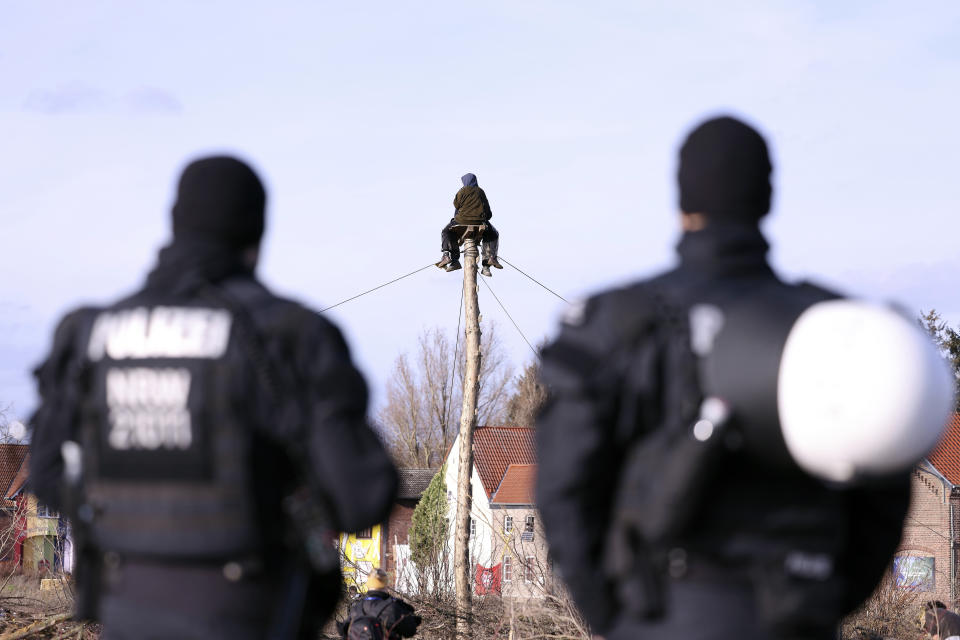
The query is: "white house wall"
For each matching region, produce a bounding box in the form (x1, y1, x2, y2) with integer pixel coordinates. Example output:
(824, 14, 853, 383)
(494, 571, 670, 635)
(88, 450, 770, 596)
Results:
(444, 433, 496, 572)
(490, 506, 551, 600)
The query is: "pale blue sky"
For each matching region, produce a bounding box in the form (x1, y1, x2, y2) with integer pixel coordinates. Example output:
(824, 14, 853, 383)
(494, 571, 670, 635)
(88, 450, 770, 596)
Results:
(1, 1, 958, 422)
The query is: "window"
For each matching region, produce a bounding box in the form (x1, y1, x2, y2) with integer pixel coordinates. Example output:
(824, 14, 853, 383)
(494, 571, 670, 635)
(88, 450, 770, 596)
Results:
(503, 556, 512, 582)
(524, 556, 536, 583)
(521, 515, 535, 541)
(36, 503, 57, 519)
(470, 518, 476, 538)
(893, 556, 935, 591)
(356, 527, 373, 539)
(504, 516, 513, 534)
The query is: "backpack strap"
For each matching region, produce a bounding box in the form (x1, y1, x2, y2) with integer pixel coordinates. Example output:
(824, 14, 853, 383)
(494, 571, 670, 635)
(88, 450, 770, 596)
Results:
(602, 282, 732, 620)
(373, 596, 395, 620)
(365, 595, 414, 640)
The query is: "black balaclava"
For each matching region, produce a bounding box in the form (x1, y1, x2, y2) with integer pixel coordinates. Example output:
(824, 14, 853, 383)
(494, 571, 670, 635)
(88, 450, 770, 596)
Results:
(172, 155, 266, 249)
(461, 173, 478, 187)
(678, 116, 772, 224)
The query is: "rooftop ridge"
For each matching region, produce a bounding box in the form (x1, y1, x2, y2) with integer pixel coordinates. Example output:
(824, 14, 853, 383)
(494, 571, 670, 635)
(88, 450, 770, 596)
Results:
(476, 425, 534, 430)
(926, 413, 960, 486)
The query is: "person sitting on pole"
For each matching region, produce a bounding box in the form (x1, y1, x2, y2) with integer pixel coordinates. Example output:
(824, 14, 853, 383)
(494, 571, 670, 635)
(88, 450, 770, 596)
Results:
(436, 172, 503, 276)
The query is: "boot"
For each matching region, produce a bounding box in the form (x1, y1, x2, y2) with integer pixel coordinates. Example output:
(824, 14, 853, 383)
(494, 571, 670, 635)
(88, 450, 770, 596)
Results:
(445, 260, 462, 272)
(436, 252, 453, 268)
(481, 265, 492, 277)
(482, 240, 503, 269)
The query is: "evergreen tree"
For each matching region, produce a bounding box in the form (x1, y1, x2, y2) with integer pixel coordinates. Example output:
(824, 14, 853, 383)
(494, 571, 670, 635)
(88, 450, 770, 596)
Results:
(920, 309, 960, 410)
(409, 465, 449, 572)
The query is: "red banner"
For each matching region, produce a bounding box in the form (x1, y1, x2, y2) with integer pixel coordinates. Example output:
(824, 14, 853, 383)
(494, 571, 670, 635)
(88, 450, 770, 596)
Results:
(475, 563, 502, 595)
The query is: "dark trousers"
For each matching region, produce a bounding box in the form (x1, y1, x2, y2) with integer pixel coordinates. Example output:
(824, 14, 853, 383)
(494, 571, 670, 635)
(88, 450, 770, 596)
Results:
(440, 219, 499, 260)
(608, 579, 837, 640)
(98, 561, 338, 640)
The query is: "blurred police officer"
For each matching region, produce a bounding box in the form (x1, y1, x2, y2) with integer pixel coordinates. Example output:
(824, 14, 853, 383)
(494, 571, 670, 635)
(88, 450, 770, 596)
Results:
(536, 117, 935, 640)
(29, 156, 398, 640)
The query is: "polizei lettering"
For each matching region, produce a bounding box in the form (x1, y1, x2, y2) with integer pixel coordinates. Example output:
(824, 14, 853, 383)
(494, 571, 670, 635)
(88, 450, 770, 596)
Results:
(106, 367, 193, 450)
(87, 306, 232, 361)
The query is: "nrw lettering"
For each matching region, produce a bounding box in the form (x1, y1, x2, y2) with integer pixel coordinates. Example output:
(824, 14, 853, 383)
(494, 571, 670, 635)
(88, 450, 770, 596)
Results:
(88, 306, 232, 361)
(106, 368, 193, 450)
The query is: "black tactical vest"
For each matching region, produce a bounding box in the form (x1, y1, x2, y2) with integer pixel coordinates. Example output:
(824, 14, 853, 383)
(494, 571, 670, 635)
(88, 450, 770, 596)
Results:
(77, 298, 261, 559)
(606, 279, 854, 633)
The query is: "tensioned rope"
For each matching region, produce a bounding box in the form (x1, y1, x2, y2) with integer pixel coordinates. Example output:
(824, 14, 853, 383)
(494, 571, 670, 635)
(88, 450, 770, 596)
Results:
(318, 263, 435, 313)
(498, 256, 570, 305)
(479, 275, 538, 357)
(317, 254, 570, 315)
(904, 513, 950, 542)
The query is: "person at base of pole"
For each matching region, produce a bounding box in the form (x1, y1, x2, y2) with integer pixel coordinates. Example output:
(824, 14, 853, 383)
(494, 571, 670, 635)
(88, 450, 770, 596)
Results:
(340, 569, 421, 640)
(535, 116, 914, 640)
(436, 172, 502, 276)
(28, 155, 398, 640)
(923, 601, 960, 640)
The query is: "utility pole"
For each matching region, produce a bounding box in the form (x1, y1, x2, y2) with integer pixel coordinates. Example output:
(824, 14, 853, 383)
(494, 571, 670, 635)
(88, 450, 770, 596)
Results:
(454, 232, 481, 639)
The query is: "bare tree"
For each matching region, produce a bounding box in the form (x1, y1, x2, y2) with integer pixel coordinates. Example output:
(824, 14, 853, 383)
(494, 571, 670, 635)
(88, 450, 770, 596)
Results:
(841, 572, 923, 640)
(0, 406, 27, 444)
(378, 323, 513, 468)
(503, 359, 546, 428)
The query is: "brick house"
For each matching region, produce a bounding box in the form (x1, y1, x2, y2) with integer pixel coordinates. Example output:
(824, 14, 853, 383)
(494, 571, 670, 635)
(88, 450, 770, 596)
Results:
(338, 468, 434, 593)
(0, 445, 29, 572)
(0, 445, 73, 575)
(381, 468, 433, 579)
(443, 425, 551, 599)
(897, 414, 960, 604)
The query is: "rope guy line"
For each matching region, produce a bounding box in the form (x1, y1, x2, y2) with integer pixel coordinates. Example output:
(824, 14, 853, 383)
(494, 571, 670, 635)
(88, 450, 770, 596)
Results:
(319, 263, 436, 313)
(479, 276, 538, 358)
(498, 256, 570, 305)
(904, 514, 951, 542)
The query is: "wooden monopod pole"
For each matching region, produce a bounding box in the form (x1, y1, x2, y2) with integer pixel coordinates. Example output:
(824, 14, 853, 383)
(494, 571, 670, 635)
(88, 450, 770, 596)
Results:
(454, 234, 481, 639)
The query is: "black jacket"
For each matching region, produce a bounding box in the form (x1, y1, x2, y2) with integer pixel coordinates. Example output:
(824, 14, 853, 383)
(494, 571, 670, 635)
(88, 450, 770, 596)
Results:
(535, 224, 910, 637)
(29, 239, 398, 638)
(453, 185, 492, 225)
(924, 607, 960, 638)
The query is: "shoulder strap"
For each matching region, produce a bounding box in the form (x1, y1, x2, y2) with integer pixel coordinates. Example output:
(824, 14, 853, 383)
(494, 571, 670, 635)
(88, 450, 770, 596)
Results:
(603, 282, 731, 621)
(380, 598, 416, 639)
(373, 596, 395, 620)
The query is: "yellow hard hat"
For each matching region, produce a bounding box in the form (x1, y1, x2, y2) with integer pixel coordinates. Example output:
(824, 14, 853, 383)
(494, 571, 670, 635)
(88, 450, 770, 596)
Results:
(367, 568, 388, 590)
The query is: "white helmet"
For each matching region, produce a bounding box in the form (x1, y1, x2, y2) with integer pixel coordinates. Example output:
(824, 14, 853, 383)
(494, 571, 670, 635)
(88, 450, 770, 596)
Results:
(777, 300, 954, 483)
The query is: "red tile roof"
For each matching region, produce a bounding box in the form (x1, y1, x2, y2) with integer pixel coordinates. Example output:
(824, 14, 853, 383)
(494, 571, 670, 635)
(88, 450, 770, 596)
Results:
(473, 426, 536, 498)
(7, 452, 29, 500)
(491, 464, 537, 505)
(0, 444, 28, 500)
(928, 414, 960, 485)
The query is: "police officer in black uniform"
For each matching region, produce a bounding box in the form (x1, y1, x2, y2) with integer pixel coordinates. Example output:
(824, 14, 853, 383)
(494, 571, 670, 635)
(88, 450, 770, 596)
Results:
(535, 117, 911, 640)
(29, 156, 398, 640)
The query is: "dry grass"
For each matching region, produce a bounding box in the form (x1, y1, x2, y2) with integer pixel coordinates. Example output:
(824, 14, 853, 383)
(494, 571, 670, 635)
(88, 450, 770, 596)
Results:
(0, 573, 100, 639)
(0, 570, 938, 640)
(324, 589, 592, 640)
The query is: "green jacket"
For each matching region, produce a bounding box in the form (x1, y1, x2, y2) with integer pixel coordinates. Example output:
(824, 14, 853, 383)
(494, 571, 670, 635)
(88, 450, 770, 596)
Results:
(453, 186, 492, 225)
